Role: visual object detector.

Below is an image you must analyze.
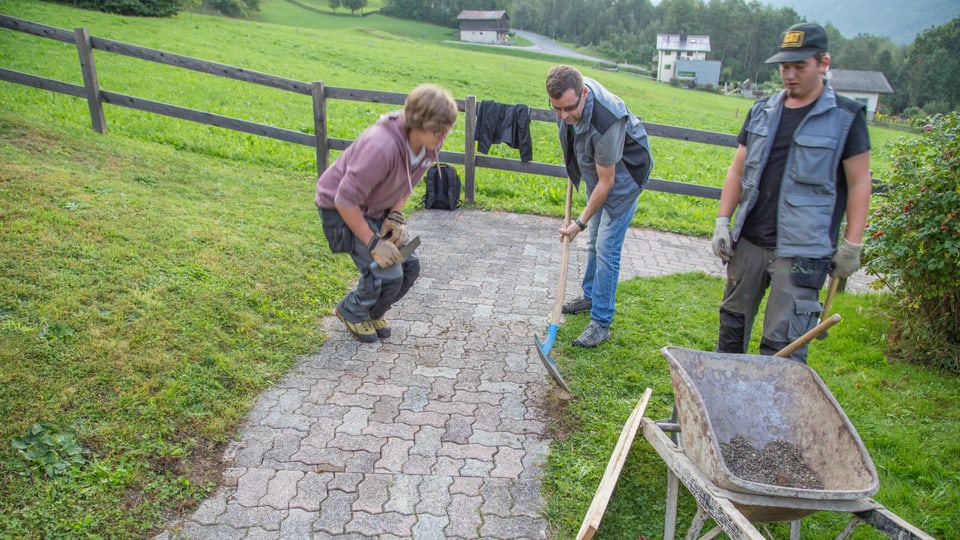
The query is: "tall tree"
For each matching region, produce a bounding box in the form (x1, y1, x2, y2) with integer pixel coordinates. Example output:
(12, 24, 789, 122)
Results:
(342, 0, 366, 15)
(903, 17, 960, 110)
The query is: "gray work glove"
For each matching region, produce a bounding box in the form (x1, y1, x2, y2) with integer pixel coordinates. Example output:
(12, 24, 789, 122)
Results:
(711, 217, 734, 263)
(831, 239, 863, 278)
(368, 235, 402, 268)
(378, 211, 407, 247)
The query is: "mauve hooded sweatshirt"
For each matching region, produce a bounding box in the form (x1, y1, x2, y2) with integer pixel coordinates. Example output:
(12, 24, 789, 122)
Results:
(315, 112, 440, 218)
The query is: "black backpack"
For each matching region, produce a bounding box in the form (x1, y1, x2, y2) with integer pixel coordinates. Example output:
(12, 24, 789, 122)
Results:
(422, 163, 461, 210)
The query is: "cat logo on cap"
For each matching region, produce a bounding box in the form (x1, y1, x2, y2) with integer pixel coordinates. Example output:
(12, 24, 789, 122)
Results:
(781, 31, 805, 48)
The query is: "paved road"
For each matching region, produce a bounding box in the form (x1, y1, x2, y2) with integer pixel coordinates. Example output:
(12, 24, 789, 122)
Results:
(157, 210, 872, 539)
(510, 30, 614, 65)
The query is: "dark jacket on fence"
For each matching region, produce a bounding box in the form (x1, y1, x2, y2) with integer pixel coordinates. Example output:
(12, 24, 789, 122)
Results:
(474, 100, 533, 162)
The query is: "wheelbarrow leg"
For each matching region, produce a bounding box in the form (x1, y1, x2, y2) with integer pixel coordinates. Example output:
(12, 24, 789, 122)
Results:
(790, 519, 801, 540)
(664, 468, 679, 540)
(684, 506, 710, 540)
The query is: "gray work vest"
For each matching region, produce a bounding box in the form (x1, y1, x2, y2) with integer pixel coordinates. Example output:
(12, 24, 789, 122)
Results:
(731, 84, 858, 258)
(559, 78, 653, 217)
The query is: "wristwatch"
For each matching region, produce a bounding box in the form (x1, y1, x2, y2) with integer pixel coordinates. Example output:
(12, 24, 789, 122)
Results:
(575, 218, 587, 231)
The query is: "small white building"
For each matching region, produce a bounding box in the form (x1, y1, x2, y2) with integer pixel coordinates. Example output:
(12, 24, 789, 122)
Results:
(457, 10, 509, 44)
(656, 34, 711, 83)
(828, 69, 895, 121)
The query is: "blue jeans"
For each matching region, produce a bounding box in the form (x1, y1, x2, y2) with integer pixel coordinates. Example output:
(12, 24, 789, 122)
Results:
(581, 197, 639, 327)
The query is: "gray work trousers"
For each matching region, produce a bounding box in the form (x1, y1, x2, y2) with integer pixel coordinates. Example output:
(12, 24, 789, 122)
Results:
(717, 238, 830, 363)
(320, 208, 420, 323)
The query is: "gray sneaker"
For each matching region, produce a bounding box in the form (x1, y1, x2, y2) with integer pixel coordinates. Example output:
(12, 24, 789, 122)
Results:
(573, 321, 610, 347)
(562, 295, 592, 314)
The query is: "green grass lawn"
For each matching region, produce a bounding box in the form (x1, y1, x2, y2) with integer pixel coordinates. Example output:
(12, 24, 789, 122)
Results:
(544, 276, 958, 539)
(0, 1, 950, 538)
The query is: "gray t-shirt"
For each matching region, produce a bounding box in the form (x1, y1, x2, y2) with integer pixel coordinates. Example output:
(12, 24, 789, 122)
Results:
(589, 117, 626, 167)
(574, 115, 637, 216)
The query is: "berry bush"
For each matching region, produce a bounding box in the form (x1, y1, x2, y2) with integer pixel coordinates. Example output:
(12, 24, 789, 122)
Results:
(863, 112, 960, 372)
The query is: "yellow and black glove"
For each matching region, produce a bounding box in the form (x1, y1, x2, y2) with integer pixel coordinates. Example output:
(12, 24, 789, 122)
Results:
(367, 235, 401, 268)
(378, 211, 407, 247)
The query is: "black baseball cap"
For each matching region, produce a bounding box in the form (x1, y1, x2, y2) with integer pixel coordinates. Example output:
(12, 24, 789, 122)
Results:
(765, 22, 829, 63)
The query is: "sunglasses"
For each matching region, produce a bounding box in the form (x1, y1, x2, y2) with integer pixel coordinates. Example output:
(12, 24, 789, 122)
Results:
(550, 92, 582, 114)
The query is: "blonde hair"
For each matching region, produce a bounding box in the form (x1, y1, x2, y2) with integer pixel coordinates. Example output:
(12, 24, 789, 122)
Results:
(404, 84, 458, 133)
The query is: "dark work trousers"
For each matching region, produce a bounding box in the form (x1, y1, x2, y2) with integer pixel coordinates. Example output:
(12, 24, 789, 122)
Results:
(717, 238, 827, 363)
(323, 210, 420, 324)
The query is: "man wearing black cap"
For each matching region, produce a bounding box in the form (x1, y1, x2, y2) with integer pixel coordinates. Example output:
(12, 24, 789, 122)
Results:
(710, 22, 872, 362)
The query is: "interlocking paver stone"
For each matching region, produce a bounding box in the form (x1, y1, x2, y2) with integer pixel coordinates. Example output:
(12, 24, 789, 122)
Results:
(416, 475, 452, 514)
(353, 474, 393, 514)
(374, 438, 413, 473)
(260, 469, 303, 509)
(159, 210, 875, 539)
(444, 494, 483, 538)
(411, 513, 449, 540)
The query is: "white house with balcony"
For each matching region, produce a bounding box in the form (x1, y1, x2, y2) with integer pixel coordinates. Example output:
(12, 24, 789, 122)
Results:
(656, 34, 715, 84)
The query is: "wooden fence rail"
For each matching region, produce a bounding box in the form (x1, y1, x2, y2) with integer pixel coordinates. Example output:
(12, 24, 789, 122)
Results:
(1, 13, 734, 202)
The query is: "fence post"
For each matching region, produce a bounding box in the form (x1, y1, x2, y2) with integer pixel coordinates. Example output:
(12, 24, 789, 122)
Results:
(463, 95, 476, 203)
(74, 27, 106, 134)
(312, 81, 327, 175)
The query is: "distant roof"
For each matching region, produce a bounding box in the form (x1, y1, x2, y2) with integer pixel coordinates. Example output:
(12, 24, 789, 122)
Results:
(829, 69, 894, 94)
(457, 10, 508, 20)
(657, 34, 711, 52)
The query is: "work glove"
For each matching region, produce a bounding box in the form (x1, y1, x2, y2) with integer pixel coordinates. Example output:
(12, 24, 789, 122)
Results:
(378, 211, 407, 247)
(711, 217, 734, 263)
(367, 235, 402, 269)
(831, 239, 862, 278)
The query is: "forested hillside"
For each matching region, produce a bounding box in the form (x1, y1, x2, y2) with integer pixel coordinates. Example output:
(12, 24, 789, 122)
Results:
(761, 0, 960, 45)
(381, 0, 959, 116)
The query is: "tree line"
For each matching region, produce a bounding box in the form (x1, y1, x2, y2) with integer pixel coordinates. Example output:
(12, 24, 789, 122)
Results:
(63, 0, 960, 115)
(382, 0, 959, 116)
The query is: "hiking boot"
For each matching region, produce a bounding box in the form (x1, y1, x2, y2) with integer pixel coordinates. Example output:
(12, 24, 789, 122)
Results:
(562, 295, 592, 314)
(573, 321, 610, 348)
(335, 307, 377, 343)
(371, 317, 391, 339)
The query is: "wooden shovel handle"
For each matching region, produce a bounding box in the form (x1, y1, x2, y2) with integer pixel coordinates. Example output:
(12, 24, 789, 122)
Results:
(775, 314, 841, 357)
(819, 276, 841, 323)
(549, 180, 574, 326)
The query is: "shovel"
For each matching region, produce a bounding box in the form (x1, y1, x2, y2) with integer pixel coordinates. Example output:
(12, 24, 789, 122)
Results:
(534, 179, 574, 393)
(820, 275, 841, 323)
(814, 275, 841, 340)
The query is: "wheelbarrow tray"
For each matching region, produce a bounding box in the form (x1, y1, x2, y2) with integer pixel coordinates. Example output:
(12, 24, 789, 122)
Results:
(661, 347, 879, 506)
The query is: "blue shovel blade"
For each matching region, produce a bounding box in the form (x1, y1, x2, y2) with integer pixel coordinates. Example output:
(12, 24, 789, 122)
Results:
(534, 324, 570, 392)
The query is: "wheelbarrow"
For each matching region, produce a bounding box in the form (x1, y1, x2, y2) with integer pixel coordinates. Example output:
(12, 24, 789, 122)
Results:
(659, 346, 880, 523)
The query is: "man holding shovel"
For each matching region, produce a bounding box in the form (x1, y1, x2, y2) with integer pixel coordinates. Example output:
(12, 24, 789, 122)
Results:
(546, 66, 653, 347)
(711, 22, 872, 362)
(316, 83, 458, 342)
